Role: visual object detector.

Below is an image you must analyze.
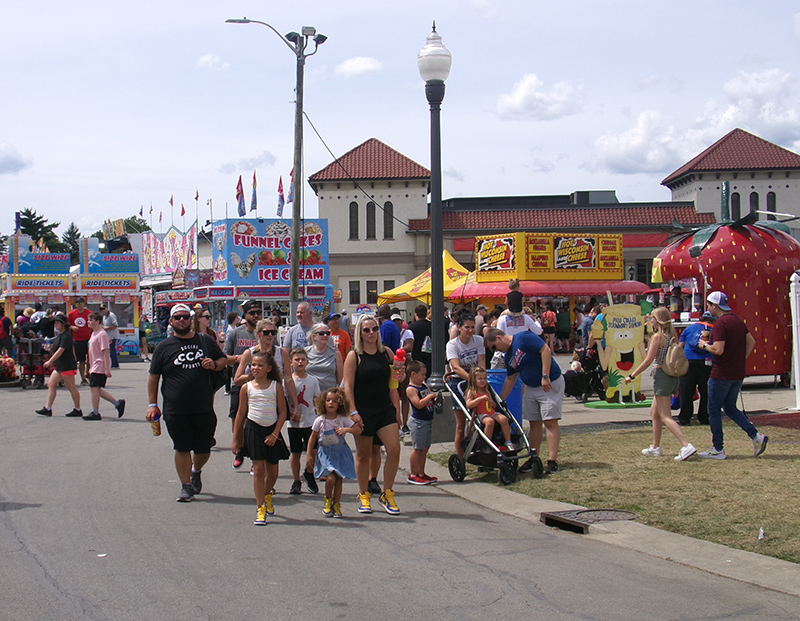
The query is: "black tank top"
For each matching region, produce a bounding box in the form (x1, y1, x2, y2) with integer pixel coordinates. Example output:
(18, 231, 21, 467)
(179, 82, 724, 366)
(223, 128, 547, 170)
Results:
(354, 350, 394, 417)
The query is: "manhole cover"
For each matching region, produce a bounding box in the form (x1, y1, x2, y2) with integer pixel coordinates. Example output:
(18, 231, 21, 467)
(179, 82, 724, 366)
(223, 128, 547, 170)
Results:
(540, 508, 639, 533)
(575, 509, 639, 522)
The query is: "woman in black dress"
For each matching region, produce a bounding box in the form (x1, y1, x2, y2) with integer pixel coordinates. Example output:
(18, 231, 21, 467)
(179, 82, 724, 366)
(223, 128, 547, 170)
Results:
(36, 314, 82, 417)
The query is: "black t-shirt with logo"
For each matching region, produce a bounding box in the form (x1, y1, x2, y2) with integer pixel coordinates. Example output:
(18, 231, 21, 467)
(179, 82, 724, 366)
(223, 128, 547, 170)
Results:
(150, 333, 224, 416)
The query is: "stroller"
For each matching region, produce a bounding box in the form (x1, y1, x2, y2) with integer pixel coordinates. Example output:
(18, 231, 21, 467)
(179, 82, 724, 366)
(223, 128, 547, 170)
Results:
(17, 337, 50, 389)
(445, 373, 544, 484)
(564, 346, 605, 402)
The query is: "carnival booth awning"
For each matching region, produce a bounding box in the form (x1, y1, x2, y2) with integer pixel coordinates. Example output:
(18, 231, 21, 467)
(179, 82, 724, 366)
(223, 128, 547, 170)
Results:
(377, 251, 470, 305)
(448, 274, 649, 300)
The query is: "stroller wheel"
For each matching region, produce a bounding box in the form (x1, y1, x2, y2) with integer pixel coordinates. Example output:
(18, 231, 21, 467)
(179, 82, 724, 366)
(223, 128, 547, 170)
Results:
(498, 460, 517, 485)
(448, 454, 466, 482)
(530, 456, 545, 479)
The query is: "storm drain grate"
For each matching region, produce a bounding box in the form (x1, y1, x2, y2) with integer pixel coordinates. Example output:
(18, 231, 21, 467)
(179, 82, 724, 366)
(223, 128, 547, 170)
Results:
(540, 509, 639, 534)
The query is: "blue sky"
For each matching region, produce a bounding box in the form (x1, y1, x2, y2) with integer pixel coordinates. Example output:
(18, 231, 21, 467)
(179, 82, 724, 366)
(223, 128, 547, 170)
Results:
(3, 1, 800, 238)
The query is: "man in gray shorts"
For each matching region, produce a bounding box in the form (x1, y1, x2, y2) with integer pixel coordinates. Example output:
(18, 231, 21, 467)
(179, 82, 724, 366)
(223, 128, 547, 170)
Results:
(484, 328, 564, 474)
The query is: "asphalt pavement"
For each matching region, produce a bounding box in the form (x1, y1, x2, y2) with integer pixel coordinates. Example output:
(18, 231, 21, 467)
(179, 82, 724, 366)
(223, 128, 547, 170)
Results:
(1, 359, 799, 619)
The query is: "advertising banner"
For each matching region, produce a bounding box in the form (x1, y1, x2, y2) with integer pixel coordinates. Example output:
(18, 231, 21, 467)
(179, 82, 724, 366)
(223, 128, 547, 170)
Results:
(78, 275, 138, 292)
(142, 223, 198, 276)
(10, 275, 70, 291)
(8, 235, 70, 274)
(79, 236, 140, 274)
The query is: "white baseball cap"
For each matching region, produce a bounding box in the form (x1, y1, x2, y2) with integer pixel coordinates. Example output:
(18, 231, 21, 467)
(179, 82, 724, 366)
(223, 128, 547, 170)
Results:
(707, 291, 731, 311)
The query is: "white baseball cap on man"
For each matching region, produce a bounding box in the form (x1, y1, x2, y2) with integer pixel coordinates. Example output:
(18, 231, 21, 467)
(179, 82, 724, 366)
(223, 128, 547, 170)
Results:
(707, 291, 731, 312)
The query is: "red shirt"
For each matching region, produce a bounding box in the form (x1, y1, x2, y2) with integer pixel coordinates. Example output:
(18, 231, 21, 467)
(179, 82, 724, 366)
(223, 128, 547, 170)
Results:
(68, 307, 92, 342)
(710, 312, 749, 381)
(331, 328, 352, 361)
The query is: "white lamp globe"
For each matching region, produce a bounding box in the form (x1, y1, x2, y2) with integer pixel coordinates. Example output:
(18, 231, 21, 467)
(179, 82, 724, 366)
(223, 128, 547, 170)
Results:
(417, 24, 452, 83)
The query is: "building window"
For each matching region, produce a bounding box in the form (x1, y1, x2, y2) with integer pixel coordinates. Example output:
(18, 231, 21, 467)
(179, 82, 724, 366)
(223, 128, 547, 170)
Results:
(366, 280, 378, 304)
(383, 280, 395, 293)
(349, 281, 360, 305)
(636, 259, 653, 286)
(366, 202, 376, 239)
(731, 192, 741, 220)
(383, 202, 394, 239)
(749, 192, 759, 215)
(349, 202, 358, 240)
(767, 192, 776, 220)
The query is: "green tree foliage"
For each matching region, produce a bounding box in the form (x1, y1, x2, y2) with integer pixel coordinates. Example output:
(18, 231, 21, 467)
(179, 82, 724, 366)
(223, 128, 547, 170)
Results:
(18, 208, 67, 253)
(61, 222, 81, 265)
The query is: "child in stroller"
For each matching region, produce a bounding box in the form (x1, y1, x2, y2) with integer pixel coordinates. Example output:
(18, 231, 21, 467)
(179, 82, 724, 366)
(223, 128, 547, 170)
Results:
(464, 367, 515, 452)
(564, 348, 605, 402)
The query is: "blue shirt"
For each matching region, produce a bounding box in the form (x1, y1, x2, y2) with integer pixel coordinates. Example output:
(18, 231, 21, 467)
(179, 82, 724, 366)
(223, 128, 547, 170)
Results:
(579, 315, 594, 346)
(504, 332, 562, 387)
(380, 319, 401, 353)
(680, 321, 713, 362)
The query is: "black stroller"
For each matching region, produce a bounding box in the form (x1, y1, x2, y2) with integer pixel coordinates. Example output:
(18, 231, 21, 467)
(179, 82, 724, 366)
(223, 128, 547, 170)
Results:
(564, 346, 606, 402)
(445, 373, 544, 484)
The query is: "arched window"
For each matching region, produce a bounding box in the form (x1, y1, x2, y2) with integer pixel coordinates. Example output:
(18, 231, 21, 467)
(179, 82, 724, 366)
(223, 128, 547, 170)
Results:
(749, 192, 759, 215)
(383, 202, 394, 239)
(730, 192, 741, 220)
(767, 192, 776, 220)
(366, 202, 376, 239)
(349, 202, 358, 240)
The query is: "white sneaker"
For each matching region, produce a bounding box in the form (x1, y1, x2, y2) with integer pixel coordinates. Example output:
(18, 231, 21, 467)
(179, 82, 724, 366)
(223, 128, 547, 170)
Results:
(642, 445, 662, 457)
(753, 432, 768, 457)
(674, 443, 697, 461)
(698, 448, 727, 460)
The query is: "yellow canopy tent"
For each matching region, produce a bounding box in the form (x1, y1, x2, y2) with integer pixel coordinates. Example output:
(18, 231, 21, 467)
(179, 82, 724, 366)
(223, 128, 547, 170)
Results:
(377, 251, 470, 305)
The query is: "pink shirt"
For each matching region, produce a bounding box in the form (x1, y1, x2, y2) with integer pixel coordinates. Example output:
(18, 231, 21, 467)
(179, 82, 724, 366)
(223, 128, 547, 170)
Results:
(89, 329, 110, 374)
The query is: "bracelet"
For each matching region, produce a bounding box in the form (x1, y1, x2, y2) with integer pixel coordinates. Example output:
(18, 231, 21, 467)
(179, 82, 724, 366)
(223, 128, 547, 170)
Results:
(149, 403, 159, 408)
(350, 410, 359, 416)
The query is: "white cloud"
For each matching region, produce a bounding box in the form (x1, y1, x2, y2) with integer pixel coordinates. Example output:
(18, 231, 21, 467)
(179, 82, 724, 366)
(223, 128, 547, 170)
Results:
(196, 54, 230, 71)
(334, 57, 382, 79)
(218, 151, 277, 174)
(591, 111, 681, 174)
(0, 143, 32, 175)
(496, 73, 582, 121)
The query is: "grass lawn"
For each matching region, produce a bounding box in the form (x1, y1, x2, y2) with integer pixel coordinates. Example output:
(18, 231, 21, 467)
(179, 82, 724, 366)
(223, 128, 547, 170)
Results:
(431, 420, 800, 564)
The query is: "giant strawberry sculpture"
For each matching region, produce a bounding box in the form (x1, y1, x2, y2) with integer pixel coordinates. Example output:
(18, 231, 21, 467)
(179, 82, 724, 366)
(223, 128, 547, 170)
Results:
(653, 190, 800, 377)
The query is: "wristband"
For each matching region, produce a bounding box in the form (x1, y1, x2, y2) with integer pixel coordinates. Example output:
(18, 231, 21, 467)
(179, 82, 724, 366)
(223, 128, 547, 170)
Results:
(350, 410, 359, 416)
(149, 403, 159, 408)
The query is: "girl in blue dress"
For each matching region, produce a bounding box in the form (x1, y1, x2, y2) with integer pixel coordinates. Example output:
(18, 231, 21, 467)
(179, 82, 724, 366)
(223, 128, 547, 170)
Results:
(307, 387, 361, 518)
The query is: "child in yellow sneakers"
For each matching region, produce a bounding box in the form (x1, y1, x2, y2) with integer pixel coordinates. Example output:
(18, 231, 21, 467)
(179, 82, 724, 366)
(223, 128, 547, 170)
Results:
(307, 388, 361, 518)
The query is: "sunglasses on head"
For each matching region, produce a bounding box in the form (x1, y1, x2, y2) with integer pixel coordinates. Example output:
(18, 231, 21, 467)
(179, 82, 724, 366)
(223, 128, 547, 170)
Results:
(247, 310, 262, 316)
(173, 314, 192, 321)
(200, 315, 211, 319)
(315, 330, 331, 336)
(361, 326, 380, 333)
(260, 329, 277, 336)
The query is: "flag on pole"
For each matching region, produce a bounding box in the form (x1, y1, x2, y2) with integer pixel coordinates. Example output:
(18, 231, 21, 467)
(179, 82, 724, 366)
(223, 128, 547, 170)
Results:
(287, 168, 294, 203)
(236, 175, 246, 217)
(169, 195, 173, 207)
(181, 203, 186, 217)
(195, 188, 199, 202)
(139, 205, 143, 217)
(277, 177, 285, 217)
(149, 203, 153, 215)
(250, 170, 258, 213)
(159, 211, 162, 223)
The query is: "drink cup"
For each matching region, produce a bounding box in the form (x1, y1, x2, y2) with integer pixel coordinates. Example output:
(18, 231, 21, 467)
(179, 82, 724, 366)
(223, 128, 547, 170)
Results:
(150, 414, 161, 436)
(700, 330, 711, 340)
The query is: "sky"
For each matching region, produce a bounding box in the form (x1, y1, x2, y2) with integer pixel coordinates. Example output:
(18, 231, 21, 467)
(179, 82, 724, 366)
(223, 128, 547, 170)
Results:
(3, 1, 800, 240)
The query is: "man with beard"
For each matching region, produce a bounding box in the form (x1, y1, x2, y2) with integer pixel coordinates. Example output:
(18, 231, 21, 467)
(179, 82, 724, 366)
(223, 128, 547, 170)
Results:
(225, 300, 261, 469)
(282, 301, 316, 355)
(147, 304, 227, 502)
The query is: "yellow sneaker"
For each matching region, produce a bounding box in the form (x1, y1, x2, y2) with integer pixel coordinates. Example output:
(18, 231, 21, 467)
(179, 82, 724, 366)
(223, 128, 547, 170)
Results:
(254, 505, 267, 525)
(323, 496, 333, 517)
(264, 491, 274, 516)
(379, 489, 400, 515)
(333, 503, 343, 518)
(357, 492, 372, 514)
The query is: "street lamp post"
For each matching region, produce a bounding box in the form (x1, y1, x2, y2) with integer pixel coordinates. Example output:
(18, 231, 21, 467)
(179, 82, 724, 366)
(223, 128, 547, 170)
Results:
(417, 23, 452, 395)
(226, 18, 327, 309)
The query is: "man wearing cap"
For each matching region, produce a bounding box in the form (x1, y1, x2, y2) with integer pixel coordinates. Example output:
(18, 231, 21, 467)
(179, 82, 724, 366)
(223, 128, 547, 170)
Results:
(324, 311, 352, 361)
(697, 291, 768, 459)
(376, 304, 401, 353)
(100, 304, 120, 369)
(147, 303, 227, 502)
(676, 311, 715, 426)
(474, 304, 488, 336)
(224, 300, 261, 469)
(69, 297, 92, 385)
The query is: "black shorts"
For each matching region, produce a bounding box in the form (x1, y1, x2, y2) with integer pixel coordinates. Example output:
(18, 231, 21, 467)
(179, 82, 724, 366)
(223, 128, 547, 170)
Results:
(361, 407, 397, 438)
(163, 411, 217, 453)
(244, 420, 290, 463)
(542, 327, 556, 334)
(555, 330, 570, 340)
(287, 426, 316, 453)
(228, 386, 241, 419)
(88, 373, 107, 388)
(73, 340, 89, 363)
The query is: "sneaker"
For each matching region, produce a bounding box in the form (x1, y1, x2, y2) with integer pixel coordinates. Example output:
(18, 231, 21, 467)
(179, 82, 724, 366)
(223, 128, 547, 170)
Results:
(379, 489, 400, 515)
(402, 425, 410, 435)
(367, 478, 381, 495)
(65, 409, 83, 417)
(698, 448, 727, 460)
(254, 505, 267, 525)
(115, 399, 126, 418)
(407, 473, 429, 485)
(357, 492, 372, 514)
(190, 470, 202, 494)
(289, 480, 302, 495)
(232, 453, 244, 469)
(519, 457, 535, 473)
(753, 432, 769, 457)
(35, 407, 52, 417)
(80, 379, 89, 386)
(303, 470, 319, 494)
(82, 412, 101, 421)
(264, 492, 274, 516)
(674, 443, 697, 461)
(420, 473, 438, 484)
(177, 483, 194, 502)
(505, 441, 516, 452)
(642, 445, 662, 457)
(323, 496, 333, 517)
(545, 460, 559, 474)
(333, 503, 343, 518)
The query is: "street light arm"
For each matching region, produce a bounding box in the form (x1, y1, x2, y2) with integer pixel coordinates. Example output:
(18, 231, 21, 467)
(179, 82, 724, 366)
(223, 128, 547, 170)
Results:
(225, 18, 297, 54)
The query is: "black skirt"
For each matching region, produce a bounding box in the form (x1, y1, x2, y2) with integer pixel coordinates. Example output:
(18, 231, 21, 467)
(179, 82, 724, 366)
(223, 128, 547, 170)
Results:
(244, 419, 290, 464)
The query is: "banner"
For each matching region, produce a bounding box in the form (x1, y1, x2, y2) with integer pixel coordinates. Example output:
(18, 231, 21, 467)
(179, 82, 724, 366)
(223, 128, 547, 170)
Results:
(79, 237, 140, 274)
(141, 223, 198, 276)
(8, 235, 70, 274)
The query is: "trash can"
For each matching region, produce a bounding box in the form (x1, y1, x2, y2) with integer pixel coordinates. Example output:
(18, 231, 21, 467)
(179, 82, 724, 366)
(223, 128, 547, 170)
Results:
(486, 369, 523, 426)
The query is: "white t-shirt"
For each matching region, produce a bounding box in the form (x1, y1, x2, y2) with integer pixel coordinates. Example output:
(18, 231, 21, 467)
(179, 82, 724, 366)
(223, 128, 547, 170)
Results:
(497, 313, 542, 336)
(290, 374, 320, 428)
(446, 335, 485, 372)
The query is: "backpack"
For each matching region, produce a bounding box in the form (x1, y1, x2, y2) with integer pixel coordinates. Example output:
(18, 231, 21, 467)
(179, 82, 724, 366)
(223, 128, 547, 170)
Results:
(662, 337, 689, 377)
(0, 319, 6, 340)
(541, 311, 555, 328)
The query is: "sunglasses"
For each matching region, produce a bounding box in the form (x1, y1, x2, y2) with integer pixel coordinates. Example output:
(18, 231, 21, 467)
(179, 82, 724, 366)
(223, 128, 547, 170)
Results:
(490, 343, 497, 352)
(361, 326, 380, 333)
(172, 314, 192, 321)
(200, 315, 211, 319)
(314, 331, 331, 336)
(247, 310, 263, 316)
(260, 329, 277, 336)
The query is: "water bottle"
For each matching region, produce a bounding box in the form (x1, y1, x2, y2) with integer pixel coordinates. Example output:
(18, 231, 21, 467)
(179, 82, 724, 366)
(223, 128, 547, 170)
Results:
(43, 337, 50, 353)
(150, 412, 162, 436)
(391, 348, 406, 381)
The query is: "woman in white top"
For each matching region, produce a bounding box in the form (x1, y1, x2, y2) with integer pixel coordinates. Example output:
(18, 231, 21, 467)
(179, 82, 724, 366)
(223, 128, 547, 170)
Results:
(445, 314, 485, 458)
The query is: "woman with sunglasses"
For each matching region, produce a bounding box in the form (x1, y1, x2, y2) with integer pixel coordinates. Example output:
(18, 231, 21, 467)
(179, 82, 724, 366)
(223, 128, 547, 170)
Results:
(446, 313, 486, 459)
(343, 314, 403, 515)
(305, 323, 343, 392)
(193, 308, 219, 343)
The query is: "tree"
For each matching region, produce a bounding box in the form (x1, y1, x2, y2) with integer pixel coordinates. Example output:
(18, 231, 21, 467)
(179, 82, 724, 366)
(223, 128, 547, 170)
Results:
(61, 223, 81, 265)
(18, 208, 67, 253)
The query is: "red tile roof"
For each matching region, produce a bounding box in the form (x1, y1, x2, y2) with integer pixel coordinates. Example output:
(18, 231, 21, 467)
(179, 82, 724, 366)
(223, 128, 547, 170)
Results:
(408, 204, 715, 232)
(662, 128, 800, 186)
(309, 138, 430, 182)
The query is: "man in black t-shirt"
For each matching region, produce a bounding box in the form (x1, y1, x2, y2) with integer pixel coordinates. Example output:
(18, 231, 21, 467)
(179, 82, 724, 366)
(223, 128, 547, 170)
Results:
(147, 304, 226, 502)
(408, 304, 432, 375)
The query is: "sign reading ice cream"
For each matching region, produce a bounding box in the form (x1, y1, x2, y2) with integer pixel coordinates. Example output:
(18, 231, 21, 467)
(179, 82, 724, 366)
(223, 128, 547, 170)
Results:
(212, 218, 329, 286)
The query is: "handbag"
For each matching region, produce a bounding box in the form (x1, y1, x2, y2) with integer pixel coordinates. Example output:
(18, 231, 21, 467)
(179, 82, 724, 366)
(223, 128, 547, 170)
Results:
(199, 333, 227, 392)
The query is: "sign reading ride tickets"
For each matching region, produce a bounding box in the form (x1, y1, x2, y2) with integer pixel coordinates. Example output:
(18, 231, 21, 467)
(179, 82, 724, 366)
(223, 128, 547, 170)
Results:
(212, 218, 329, 287)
